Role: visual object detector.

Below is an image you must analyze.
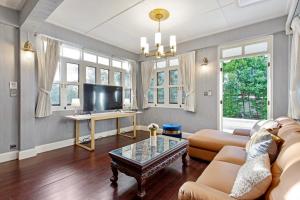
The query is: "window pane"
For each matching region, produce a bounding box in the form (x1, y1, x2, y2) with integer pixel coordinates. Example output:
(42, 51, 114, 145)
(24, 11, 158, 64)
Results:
(156, 61, 166, 68)
(122, 61, 130, 71)
(157, 88, 164, 104)
(125, 73, 131, 88)
(169, 58, 179, 66)
(83, 52, 97, 63)
(112, 60, 122, 68)
(157, 71, 165, 86)
(169, 87, 178, 104)
(150, 78, 155, 87)
(98, 56, 110, 66)
(86, 66, 96, 84)
(148, 88, 154, 103)
(53, 65, 60, 82)
(114, 71, 122, 86)
(51, 83, 60, 105)
(169, 70, 178, 85)
(244, 42, 268, 55)
(222, 47, 242, 58)
(67, 63, 79, 82)
(100, 69, 109, 85)
(124, 89, 131, 106)
(67, 85, 79, 105)
(62, 46, 80, 60)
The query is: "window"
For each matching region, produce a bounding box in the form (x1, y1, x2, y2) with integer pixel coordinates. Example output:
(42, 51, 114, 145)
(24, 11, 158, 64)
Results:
(66, 63, 79, 105)
(83, 52, 97, 63)
(61, 45, 81, 60)
(147, 58, 183, 108)
(51, 43, 133, 111)
(100, 69, 109, 85)
(86, 66, 96, 84)
(114, 71, 122, 86)
(112, 59, 122, 68)
(98, 56, 109, 66)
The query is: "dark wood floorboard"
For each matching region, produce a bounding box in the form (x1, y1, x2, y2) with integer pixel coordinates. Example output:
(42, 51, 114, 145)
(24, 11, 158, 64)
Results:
(0, 131, 208, 200)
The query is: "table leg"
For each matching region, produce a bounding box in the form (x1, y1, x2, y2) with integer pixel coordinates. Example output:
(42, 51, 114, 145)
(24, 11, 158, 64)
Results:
(182, 151, 187, 166)
(110, 163, 118, 185)
(136, 177, 146, 198)
(116, 118, 120, 135)
(133, 114, 137, 138)
(90, 119, 95, 150)
(75, 120, 80, 145)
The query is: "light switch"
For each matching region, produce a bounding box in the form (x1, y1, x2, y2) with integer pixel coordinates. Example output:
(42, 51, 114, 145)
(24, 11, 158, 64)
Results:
(9, 81, 18, 97)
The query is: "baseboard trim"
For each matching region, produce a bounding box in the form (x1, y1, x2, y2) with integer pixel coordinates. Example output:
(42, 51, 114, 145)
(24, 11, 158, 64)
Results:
(1, 125, 193, 163)
(18, 126, 134, 160)
(0, 151, 19, 163)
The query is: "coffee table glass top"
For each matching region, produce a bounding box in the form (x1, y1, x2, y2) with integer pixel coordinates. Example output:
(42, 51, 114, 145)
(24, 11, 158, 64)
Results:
(109, 135, 187, 164)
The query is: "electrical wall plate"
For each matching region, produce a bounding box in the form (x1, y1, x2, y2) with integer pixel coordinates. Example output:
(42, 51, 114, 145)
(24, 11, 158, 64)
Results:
(9, 81, 18, 89)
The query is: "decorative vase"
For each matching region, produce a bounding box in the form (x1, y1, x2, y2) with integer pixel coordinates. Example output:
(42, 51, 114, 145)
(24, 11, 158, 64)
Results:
(149, 128, 157, 137)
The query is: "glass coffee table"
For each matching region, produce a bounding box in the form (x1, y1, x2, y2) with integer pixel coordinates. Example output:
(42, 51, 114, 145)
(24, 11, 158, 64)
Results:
(109, 135, 188, 198)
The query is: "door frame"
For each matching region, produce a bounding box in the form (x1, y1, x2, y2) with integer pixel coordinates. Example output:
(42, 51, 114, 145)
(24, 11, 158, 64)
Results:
(217, 36, 274, 131)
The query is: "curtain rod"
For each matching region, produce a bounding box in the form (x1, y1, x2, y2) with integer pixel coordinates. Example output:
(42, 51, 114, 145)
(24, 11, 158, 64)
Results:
(34, 32, 137, 63)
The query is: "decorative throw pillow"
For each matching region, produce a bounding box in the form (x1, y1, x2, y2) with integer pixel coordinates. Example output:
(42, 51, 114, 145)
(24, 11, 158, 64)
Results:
(230, 154, 272, 199)
(247, 139, 272, 160)
(246, 129, 278, 163)
(250, 120, 281, 136)
(250, 120, 268, 136)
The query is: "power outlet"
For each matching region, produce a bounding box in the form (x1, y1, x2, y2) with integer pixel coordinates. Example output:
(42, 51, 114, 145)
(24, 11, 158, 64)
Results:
(10, 144, 17, 151)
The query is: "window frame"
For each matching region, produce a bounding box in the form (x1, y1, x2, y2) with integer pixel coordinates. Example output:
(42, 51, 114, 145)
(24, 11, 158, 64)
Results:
(147, 57, 184, 109)
(51, 45, 132, 111)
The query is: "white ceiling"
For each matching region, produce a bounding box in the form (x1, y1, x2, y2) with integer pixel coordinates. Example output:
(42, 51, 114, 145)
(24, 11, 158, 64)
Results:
(0, 0, 26, 10)
(47, 0, 290, 53)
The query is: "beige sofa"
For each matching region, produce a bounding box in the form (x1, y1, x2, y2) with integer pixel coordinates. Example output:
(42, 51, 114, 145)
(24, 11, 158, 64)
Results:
(178, 117, 300, 200)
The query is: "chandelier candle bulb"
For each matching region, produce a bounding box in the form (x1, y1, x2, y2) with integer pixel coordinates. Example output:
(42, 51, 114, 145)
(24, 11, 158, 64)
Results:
(155, 32, 161, 47)
(158, 45, 164, 55)
(145, 43, 149, 54)
(140, 37, 147, 48)
(170, 35, 176, 47)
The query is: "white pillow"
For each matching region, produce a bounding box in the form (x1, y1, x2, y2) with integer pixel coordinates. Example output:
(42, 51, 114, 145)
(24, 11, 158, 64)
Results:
(230, 154, 272, 199)
(250, 120, 280, 136)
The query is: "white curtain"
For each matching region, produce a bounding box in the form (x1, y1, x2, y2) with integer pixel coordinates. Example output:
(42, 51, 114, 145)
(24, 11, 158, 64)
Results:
(130, 61, 138, 110)
(289, 17, 300, 119)
(141, 61, 154, 109)
(179, 51, 196, 112)
(35, 36, 60, 118)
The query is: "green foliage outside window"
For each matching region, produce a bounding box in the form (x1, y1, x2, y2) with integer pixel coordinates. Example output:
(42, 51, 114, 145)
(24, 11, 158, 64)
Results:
(223, 55, 268, 120)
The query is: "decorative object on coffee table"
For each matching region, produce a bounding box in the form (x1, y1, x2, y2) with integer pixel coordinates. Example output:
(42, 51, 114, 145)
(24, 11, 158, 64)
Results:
(163, 123, 182, 138)
(109, 135, 188, 198)
(148, 123, 159, 136)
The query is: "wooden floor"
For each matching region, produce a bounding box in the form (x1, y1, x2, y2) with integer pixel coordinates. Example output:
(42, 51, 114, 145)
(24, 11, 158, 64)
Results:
(0, 131, 208, 200)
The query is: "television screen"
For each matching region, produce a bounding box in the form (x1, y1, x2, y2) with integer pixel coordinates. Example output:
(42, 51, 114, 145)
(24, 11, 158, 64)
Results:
(83, 84, 123, 112)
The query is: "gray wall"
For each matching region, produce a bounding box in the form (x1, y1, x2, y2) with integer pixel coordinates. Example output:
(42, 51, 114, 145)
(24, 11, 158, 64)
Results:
(0, 23, 19, 153)
(19, 22, 139, 151)
(138, 17, 289, 133)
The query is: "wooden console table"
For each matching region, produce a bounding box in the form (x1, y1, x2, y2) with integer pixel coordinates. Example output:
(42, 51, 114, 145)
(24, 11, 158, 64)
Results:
(65, 111, 139, 151)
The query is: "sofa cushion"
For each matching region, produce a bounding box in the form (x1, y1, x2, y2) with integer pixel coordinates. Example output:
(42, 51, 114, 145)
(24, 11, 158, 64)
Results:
(189, 129, 249, 152)
(196, 160, 241, 194)
(230, 154, 272, 199)
(188, 146, 217, 161)
(214, 146, 246, 165)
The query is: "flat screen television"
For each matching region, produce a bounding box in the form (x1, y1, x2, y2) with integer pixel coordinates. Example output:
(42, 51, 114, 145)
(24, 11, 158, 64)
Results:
(83, 84, 123, 112)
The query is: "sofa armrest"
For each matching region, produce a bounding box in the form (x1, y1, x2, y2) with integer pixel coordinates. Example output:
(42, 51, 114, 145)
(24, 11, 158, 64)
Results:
(178, 181, 234, 200)
(232, 129, 251, 137)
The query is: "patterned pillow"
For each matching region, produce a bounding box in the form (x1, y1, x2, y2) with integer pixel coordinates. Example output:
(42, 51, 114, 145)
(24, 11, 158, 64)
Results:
(247, 139, 272, 160)
(246, 129, 278, 163)
(250, 120, 281, 136)
(230, 154, 272, 199)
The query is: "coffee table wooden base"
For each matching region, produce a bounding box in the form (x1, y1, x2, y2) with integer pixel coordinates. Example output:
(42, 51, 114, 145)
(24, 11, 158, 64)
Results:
(110, 147, 187, 198)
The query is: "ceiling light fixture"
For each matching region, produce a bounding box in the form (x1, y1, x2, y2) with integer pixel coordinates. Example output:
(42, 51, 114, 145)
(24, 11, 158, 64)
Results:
(140, 8, 176, 58)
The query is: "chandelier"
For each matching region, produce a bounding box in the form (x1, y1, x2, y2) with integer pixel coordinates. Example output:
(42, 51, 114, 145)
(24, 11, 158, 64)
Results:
(140, 8, 177, 58)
